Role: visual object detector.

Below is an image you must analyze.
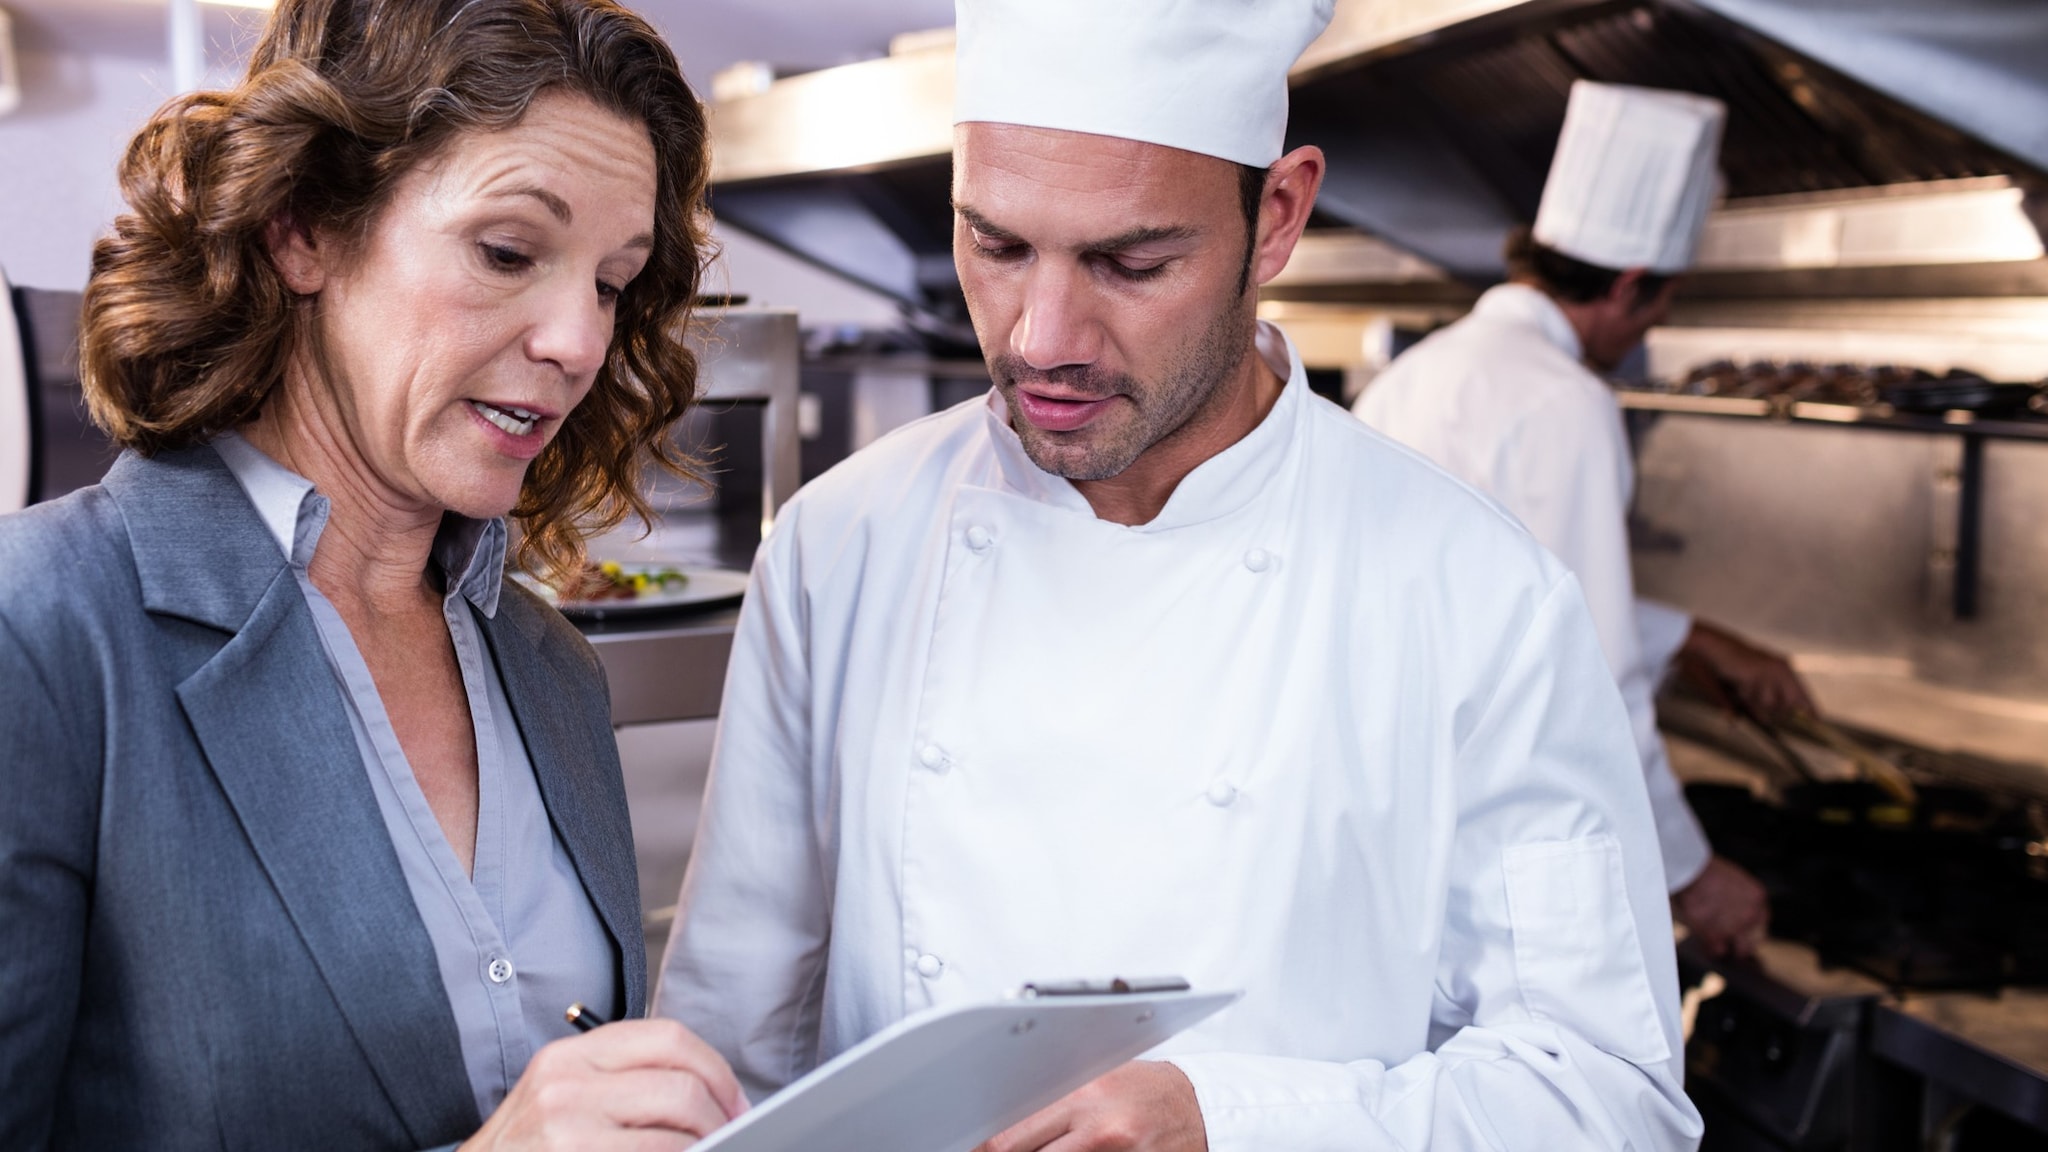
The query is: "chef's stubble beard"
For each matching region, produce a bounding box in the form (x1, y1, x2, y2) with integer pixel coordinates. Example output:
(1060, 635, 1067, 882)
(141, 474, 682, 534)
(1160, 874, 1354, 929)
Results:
(994, 293, 1258, 482)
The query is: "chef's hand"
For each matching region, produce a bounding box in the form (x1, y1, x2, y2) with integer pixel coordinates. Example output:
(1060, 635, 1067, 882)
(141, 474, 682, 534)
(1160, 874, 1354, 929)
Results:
(973, 1060, 1207, 1152)
(1674, 854, 1769, 961)
(460, 1018, 748, 1151)
(1681, 621, 1816, 722)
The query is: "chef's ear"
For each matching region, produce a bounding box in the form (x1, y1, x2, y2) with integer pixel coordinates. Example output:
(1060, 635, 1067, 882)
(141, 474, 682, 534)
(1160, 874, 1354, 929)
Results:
(1248, 145, 1326, 290)
(1614, 267, 1677, 316)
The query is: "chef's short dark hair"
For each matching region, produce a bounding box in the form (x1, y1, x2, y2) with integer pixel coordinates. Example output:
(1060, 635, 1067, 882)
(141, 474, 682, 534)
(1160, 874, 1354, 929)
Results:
(1237, 163, 1267, 293)
(1503, 226, 1672, 310)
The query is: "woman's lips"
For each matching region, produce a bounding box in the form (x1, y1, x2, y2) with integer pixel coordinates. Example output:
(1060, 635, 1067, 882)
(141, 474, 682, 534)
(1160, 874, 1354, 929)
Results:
(464, 399, 551, 461)
(1015, 390, 1116, 433)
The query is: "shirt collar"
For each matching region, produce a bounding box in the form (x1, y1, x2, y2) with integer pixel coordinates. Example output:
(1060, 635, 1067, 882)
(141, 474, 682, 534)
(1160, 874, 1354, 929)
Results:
(1472, 282, 1585, 362)
(210, 431, 507, 617)
(982, 319, 1307, 530)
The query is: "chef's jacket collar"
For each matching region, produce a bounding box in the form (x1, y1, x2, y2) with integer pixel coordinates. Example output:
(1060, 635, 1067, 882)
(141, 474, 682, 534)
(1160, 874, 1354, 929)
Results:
(1474, 283, 1585, 364)
(982, 319, 1304, 530)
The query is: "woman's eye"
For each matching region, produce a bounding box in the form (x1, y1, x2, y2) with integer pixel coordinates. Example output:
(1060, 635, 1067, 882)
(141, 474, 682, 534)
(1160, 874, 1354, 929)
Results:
(480, 243, 533, 272)
(597, 280, 625, 306)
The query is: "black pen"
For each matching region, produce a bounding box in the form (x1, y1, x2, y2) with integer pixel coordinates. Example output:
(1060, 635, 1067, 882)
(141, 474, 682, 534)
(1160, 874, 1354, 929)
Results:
(565, 1002, 609, 1033)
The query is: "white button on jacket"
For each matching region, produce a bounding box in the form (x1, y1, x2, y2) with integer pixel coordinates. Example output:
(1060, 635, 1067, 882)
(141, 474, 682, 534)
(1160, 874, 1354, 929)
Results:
(661, 324, 1700, 1150)
(1357, 284, 1713, 889)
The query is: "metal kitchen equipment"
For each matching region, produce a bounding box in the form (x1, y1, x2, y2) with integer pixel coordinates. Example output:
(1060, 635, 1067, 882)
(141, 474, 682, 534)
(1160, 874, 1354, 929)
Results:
(578, 306, 800, 727)
(700, 0, 2047, 302)
(7, 283, 115, 508)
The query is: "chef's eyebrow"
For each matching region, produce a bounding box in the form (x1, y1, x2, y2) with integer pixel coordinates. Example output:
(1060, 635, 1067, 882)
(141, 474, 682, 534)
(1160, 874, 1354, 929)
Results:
(955, 202, 1198, 253)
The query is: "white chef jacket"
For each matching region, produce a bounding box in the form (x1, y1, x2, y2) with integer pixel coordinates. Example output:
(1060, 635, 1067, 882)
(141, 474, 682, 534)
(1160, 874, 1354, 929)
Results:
(1355, 284, 1713, 891)
(660, 322, 1701, 1150)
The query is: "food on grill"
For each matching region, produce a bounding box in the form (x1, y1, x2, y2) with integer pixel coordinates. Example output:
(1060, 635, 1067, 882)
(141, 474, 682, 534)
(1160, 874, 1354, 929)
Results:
(1668, 360, 2046, 415)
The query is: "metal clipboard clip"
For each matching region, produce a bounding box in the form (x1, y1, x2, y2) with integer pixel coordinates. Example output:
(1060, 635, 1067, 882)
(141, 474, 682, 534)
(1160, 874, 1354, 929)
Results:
(1013, 976, 1192, 999)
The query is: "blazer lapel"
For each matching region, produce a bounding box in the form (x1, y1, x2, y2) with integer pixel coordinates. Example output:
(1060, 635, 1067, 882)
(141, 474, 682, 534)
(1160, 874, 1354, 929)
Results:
(480, 591, 648, 1016)
(110, 448, 479, 1142)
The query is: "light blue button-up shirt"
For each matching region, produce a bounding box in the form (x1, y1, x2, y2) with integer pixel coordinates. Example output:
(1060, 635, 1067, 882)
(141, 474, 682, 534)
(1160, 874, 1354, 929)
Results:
(212, 433, 616, 1120)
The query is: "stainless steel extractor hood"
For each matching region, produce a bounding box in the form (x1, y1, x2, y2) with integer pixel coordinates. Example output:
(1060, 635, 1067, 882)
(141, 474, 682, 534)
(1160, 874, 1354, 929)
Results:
(1287, 0, 2046, 280)
(703, 0, 2048, 329)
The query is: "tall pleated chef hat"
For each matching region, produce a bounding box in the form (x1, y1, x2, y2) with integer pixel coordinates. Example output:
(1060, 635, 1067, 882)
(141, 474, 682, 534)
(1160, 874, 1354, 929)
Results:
(952, 0, 1337, 169)
(1534, 81, 1728, 274)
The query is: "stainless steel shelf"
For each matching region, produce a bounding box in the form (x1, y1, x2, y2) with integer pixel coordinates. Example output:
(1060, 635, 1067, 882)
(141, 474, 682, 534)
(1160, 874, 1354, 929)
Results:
(1618, 390, 2048, 443)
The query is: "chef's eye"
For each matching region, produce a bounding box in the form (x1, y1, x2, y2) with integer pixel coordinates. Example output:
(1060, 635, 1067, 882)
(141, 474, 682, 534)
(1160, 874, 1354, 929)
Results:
(970, 230, 1026, 261)
(479, 242, 533, 274)
(1089, 252, 1168, 282)
(1107, 258, 1168, 282)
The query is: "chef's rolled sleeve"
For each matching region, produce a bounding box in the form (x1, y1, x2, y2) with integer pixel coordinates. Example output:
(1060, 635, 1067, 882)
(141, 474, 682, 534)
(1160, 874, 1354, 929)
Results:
(1169, 575, 1700, 1151)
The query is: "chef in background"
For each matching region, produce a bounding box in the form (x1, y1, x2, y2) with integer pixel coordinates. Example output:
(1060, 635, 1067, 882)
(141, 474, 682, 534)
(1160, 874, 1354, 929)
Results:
(1358, 80, 1815, 959)
(660, 4, 1701, 1149)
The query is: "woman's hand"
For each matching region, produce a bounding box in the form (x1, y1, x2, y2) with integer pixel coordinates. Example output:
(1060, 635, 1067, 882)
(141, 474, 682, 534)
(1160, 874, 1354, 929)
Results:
(461, 1018, 748, 1151)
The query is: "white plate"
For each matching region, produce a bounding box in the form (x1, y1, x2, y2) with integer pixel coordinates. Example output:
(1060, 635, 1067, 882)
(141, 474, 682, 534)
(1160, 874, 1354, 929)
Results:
(515, 564, 750, 620)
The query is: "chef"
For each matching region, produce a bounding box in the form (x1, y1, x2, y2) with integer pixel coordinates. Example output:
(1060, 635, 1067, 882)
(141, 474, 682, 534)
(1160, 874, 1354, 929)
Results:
(1357, 81, 1814, 960)
(659, 4, 1701, 1149)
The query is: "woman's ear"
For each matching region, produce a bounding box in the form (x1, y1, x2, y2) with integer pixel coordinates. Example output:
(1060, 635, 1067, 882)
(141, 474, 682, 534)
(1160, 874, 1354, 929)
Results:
(265, 214, 327, 295)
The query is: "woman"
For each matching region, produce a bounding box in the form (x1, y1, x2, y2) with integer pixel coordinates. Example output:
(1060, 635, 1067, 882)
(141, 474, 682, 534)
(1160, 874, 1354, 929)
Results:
(0, 1, 745, 1147)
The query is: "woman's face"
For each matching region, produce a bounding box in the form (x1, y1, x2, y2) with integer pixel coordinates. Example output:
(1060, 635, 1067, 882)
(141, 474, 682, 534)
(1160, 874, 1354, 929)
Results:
(280, 89, 658, 519)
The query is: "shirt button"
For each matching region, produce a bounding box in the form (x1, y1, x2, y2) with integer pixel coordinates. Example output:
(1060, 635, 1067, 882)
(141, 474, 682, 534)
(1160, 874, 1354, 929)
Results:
(915, 953, 945, 979)
(487, 957, 515, 984)
(1243, 548, 1272, 573)
(918, 744, 952, 773)
(965, 525, 994, 552)
(1206, 778, 1239, 807)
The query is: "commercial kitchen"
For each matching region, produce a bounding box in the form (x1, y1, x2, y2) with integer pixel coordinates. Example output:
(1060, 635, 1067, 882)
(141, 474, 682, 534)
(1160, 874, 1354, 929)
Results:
(4, 0, 2048, 1148)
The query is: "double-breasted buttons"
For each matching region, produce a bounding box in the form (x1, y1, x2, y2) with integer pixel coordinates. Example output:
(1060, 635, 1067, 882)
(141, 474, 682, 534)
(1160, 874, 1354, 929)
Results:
(965, 525, 995, 552)
(1206, 778, 1240, 808)
(1243, 548, 1273, 573)
(918, 744, 953, 774)
(915, 953, 945, 979)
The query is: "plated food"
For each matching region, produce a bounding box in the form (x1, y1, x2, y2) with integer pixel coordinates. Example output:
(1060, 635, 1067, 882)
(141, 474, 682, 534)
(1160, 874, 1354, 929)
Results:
(571, 559, 690, 602)
(516, 560, 749, 619)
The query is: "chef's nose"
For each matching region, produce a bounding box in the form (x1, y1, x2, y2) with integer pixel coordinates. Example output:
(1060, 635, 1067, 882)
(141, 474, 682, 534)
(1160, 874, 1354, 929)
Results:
(1010, 265, 1101, 371)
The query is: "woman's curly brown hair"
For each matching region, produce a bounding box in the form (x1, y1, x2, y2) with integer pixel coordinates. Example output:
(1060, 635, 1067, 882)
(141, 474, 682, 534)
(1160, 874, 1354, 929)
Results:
(80, 0, 710, 583)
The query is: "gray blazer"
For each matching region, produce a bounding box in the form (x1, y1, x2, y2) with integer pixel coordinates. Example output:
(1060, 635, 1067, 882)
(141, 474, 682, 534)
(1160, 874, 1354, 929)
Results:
(0, 447, 645, 1151)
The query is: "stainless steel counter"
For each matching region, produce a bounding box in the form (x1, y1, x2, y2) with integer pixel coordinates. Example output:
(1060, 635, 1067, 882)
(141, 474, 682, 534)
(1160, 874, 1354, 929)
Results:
(1876, 990, 2048, 1133)
(1688, 934, 2048, 1142)
(1672, 730, 2048, 1142)
(581, 607, 740, 725)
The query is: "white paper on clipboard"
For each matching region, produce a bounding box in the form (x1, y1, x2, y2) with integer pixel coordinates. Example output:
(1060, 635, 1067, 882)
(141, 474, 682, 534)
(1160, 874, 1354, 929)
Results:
(691, 985, 1240, 1152)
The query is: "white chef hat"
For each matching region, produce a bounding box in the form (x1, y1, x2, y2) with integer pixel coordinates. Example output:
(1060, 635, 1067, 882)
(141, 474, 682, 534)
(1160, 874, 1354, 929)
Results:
(952, 0, 1336, 169)
(1533, 81, 1728, 274)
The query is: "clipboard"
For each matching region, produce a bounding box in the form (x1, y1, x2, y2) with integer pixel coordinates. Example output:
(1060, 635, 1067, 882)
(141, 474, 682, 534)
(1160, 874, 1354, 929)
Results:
(692, 980, 1240, 1152)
